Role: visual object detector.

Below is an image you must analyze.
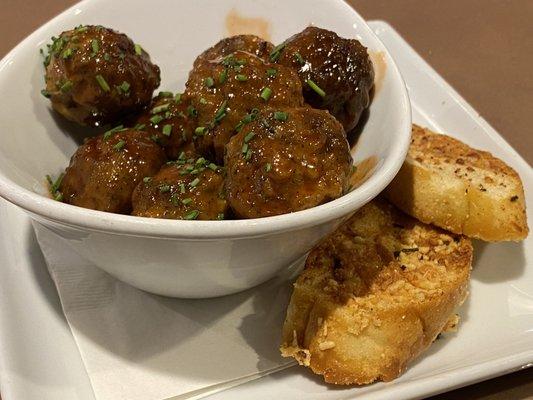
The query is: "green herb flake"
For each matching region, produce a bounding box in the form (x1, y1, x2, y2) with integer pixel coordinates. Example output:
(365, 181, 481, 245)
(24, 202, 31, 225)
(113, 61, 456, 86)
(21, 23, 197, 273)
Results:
(150, 114, 164, 125)
(274, 111, 288, 121)
(266, 68, 277, 78)
(216, 213, 225, 220)
(244, 148, 253, 161)
(205, 76, 215, 88)
(113, 139, 126, 151)
(294, 52, 305, 65)
(195, 126, 207, 136)
(306, 79, 326, 98)
(159, 184, 171, 193)
(235, 74, 248, 82)
(174, 92, 182, 104)
(134, 43, 143, 56)
(208, 163, 218, 171)
(184, 210, 199, 220)
(40, 89, 51, 98)
(62, 47, 74, 59)
(143, 176, 152, 183)
(199, 97, 207, 105)
(162, 124, 172, 136)
(219, 68, 228, 84)
(181, 197, 192, 205)
(159, 91, 173, 98)
(46, 173, 64, 200)
(244, 131, 256, 143)
(189, 177, 200, 188)
(60, 80, 73, 93)
(118, 81, 130, 93)
(91, 39, 99, 56)
(103, 53, 111, 61)
(260, 87, 272, 102)
(269, 43, 286, 62)
(179, 183, 186, 193)
(95, 74, 110, 92)
(187, 105, 198, 118)
(151, 103, 170, 114)
(265, 163, 272, 172)
(241, 143, 249, 154)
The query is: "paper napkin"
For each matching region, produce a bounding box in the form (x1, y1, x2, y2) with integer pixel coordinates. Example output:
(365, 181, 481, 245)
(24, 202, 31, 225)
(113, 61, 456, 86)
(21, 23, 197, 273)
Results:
(33, 222, 297, 400)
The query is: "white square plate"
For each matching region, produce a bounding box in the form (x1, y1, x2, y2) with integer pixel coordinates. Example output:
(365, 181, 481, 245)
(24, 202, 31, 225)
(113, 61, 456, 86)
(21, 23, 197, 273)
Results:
(0, 20, 531, 400)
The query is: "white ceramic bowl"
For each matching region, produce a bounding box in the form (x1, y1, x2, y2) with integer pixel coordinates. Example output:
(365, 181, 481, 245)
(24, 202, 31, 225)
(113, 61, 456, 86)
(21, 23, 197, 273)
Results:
(0, 0, 411, 297)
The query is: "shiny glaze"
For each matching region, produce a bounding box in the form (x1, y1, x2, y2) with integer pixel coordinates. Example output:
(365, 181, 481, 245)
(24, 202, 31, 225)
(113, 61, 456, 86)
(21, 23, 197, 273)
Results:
(44, 25, 160, 126)
(224, 107, 353, 218)
(193, 34, 273, 69)
(132, 157, 227, 220)
(60, 129, 166, 213)
(276, 26, 374, 132)
(185, 50, 304, 162)
(134, 92, 196, 159)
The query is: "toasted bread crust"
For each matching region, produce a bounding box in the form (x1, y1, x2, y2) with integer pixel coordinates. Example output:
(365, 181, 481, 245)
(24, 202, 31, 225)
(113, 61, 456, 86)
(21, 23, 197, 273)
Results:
(280, 198, 473, 385)
(385, 125, 528, 241)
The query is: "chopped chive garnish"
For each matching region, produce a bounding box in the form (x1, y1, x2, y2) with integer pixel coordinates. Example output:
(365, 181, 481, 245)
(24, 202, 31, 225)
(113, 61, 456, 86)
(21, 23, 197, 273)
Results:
(162, 124, 172, 136)
(182, 198, 192, 205)
(178, 151, 186, 160)
(150, 114, 164, 125)
(235, 74, 248, 82)
(265, 163, 272, 172)
(174, 92, 182, 103)
(244, 148, 253, 160)
(134, 43, 142, 55)
(46, 173, 64, 197)
(187, 105, 197, 118)
(103, 53, 111, 61)
(214, 100, 228, 122)
(219, 68, 228, 84)
(269, 43, 286, 62)
(95, 74, 110, 92)
(91, 39, 99, 56)
(151, 103, 170, 114)
(208, 163, 218, 171)
(217, 213, 225, 220)
(184, 210, 199, 220)
(62, 48, 74, 59)
(159, 184, 171, 193)
(196, 157, 206, 165)
(244, 131, 256, 143)
(260, 87, 272, 102)
(118, 81, 130, 93)
(274, 111, 288, 121)
(134, 123, 146, 130)
(306, 79, 326, 97)
(159, 91, 173, 97)
(54, 192, 63, 201)
(199, 97, 207, 105)
(266, 68, 277, 78)
(241, 143, 249, 154)
(60, 80, 73, 93)
(143, 176, 152, 183)
(41, 89, 51, 98)
(189, 177, 200, 188)
(103, 124, 125, 139)
(205, 76, 215, 88)
(293, 52, 305, 65)
(113, 139, 126, 151)
(75, 25, 88, 33)
(195, 126, 207, 136)
(179, 183, 186, 193)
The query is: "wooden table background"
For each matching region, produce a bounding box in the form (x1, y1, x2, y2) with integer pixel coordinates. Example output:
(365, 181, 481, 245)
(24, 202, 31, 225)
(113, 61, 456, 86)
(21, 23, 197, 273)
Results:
(0, 0, 531, 399)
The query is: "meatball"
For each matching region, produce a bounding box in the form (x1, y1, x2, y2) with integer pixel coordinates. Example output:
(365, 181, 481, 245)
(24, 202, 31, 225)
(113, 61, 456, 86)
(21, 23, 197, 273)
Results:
(59, 129, 166, 213)
(224, 107, 353, 219)
(185, 50, 304, 162)
(133, 91, 196, 159)
(275, 26, 374, 132)
(193, 34, 274, 68)
(132, 155, 227, 220)
(42, 24, 160, 126)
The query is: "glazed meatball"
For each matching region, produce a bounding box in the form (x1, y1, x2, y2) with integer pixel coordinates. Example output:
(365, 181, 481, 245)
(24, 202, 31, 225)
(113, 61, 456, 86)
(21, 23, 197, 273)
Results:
(132, 155, 227, 220)
(42, 25, 160, 126)
(275, 26, 374, 132)
(60, 129, 166, 213)
(185, 50, 304, 162)
(193, 34, 274, 68)
(134, 91, 196, 159)
(224, 107, 353, 219)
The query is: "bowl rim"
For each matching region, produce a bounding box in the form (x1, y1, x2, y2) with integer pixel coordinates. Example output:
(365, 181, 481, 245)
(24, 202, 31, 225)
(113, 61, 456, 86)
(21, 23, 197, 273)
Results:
(0, 0, 412, 240)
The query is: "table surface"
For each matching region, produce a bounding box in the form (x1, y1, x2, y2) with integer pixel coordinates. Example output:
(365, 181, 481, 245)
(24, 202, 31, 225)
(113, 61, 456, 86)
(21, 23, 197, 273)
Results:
(0, 0, 531, 399)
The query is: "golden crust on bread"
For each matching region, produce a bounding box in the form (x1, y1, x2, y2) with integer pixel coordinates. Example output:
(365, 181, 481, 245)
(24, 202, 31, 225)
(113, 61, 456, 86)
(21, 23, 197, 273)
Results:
(280, 198, 473, 385)
(385, 125, 528, 241)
